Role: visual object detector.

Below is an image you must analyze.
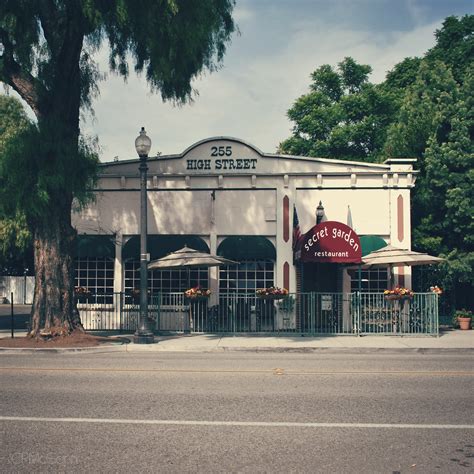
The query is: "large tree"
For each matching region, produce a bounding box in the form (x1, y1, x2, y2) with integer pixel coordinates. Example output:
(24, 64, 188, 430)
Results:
(384, 15, 473, 310)
(278, 57, 397, 162)
(279, 15, 473, 311)
(0, 1, 235, 337)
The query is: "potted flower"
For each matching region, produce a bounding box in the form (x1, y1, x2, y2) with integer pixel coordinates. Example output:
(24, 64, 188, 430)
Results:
(256, 287, 289, 301)
(184, 286, 211, 301)
(454, 309, 472, 330)
(383, 286, 414, 301)
(74, 286, 91, 303)
(429, 285, 443, 295)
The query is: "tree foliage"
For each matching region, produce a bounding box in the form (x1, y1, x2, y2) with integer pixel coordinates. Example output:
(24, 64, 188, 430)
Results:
(0, 95, 33, 274)
(0, 1, 236, 224)
(280, 15, 473, 310)
(384, 16, 473, 308)
(279, 57, 397, 162)
(425, 14, 474, 84)
(0, 1, 236, 336)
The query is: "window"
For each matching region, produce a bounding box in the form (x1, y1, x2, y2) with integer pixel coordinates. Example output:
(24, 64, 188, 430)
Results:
(75, 257, 114, 304)
(219, 260, 274, 294)
(350, 268, 388, 293)
(124, 260, 209, 295)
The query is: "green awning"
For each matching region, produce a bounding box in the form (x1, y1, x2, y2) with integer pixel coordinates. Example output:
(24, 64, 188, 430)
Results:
(123, 235, 209, 260)
(359, 235, 387, 257)
(75, 235, 115, 258)
(217, 236, 276, 260)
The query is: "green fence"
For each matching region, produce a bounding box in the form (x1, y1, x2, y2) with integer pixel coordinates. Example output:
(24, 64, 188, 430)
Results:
(78, 291, 439, 336)
(356, 292, 438, 335)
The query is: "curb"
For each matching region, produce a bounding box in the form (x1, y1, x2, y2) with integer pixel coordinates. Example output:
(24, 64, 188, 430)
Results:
(218, 346, 474, 354)
(1, 345, 473, 354)
(0, 344, 127, 354)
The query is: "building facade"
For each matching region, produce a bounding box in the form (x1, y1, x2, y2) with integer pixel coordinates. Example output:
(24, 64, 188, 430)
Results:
(72, 137, 416, 310)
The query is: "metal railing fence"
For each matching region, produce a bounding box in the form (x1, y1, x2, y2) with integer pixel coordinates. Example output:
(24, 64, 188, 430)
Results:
(76, 291, 438, 336)
(78, 293, 160, 332)
(356, 292, 438, 335)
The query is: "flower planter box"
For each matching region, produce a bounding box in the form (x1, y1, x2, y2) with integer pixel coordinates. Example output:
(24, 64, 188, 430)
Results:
(384, 295, 413, 301)
(185, 296, 209, 302)
(258, 295, 287, 301)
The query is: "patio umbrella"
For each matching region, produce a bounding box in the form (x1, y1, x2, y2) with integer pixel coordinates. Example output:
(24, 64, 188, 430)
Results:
(356, 245, 444, 290)
(148, 246, 236, 333)
(347, 245, 444, 290)
(148, 246, 235, 270)
(360, 245, 444, 268)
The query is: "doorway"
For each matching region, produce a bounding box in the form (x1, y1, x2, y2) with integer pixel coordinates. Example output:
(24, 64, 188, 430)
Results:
(300, 263, 342, 333)
(302, 263, 338, 293)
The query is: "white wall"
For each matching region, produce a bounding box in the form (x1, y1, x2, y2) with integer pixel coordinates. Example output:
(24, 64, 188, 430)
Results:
(296, 189, 390, 236)
(74, 189, 277, 237)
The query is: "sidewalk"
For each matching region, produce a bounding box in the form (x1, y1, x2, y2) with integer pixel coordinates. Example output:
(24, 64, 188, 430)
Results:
(1, 329, 473, 353)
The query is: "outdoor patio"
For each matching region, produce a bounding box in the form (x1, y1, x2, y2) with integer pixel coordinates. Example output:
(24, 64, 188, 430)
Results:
(77, 291, 439, 336)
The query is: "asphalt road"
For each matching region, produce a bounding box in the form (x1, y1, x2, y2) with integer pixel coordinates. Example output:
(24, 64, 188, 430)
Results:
(0, 352, 473, 473)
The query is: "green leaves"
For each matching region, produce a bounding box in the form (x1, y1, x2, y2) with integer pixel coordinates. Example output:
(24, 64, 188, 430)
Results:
(280, 57, 393, 162)
(386, 20, 474, 299)
(280, 15, 473, 307)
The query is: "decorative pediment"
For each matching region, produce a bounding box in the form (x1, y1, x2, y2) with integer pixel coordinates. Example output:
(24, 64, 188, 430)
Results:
(99, 136, 401, 177)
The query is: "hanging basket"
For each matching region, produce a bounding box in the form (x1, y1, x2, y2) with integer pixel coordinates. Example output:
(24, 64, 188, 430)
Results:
(384, 295, 413, 301)
(185, 295, 210, 302)
(258, 294, 287, 301)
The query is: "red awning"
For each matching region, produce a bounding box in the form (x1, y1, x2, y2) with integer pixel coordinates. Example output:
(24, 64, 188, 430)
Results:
(295, 221, 362, 264)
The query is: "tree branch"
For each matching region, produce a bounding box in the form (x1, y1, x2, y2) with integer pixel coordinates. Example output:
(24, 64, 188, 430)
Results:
(38, 0, 64, 56)
(0, 28, 43, 118)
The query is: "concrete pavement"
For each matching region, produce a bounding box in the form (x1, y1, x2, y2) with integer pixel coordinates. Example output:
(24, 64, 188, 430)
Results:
(1, 328, 473, 353)
(2, 303, 473, 353)
(126, 330, 474, 352)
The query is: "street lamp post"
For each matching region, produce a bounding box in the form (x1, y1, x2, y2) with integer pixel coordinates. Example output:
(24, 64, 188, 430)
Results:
(133, 127, 155, 344)
(316, 201, 325, 224)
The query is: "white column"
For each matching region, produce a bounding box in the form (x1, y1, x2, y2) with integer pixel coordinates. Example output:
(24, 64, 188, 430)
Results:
(275, 182, 298, 330)
(209, 232, 218, 306)
(389, 188, 412, 288)
(342, 268, 352, 332)
(275, 188, 294, 291)
(113, 234, 123, 293)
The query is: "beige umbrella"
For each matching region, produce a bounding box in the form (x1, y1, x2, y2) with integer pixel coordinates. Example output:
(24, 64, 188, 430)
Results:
(357, 245, 444, 290)
(347, 245, 444, 291)
(360, 245, 444, 268)
(148, 246, 235, 270)
(148, 246, 235, 333)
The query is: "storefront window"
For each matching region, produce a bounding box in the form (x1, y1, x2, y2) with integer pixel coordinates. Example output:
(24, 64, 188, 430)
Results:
(219, 260, 274, 294)
(75, 257, 114, 304)
(350, 268, 388, 293)
(124, 261, 209, 295)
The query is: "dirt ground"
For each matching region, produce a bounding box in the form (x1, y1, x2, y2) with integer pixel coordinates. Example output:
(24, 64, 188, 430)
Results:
(0, 329, 129, 348)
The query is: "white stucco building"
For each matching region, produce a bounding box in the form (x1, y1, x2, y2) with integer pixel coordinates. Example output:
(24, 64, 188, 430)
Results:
(72, 137, 417, 331)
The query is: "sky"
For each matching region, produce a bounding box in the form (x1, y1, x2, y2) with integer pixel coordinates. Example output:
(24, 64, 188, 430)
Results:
(16, 1, 474, 161)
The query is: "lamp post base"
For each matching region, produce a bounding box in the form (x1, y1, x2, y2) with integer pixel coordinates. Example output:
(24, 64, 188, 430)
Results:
(133, 333, 155, 344)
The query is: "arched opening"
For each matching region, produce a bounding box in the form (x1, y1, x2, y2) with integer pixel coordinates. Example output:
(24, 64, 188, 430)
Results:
(350, 236, 389, 292)
(217, 236, 276, 294)
(74, 235, 115, 304)
(123, 235, 210, 294)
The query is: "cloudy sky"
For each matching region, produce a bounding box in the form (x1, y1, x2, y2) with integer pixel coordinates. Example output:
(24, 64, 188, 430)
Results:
(80, 1, 471, 160)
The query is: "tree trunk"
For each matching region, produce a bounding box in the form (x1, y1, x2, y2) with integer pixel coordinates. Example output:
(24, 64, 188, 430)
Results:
(2, 3, 87, 338)
(29, 194, 82, 338)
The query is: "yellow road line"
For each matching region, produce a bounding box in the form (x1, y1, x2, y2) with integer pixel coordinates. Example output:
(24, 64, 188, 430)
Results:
(0, 367, 473, 376)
